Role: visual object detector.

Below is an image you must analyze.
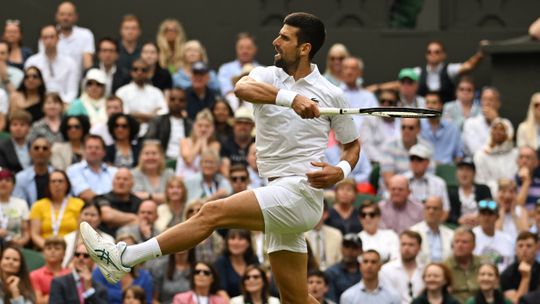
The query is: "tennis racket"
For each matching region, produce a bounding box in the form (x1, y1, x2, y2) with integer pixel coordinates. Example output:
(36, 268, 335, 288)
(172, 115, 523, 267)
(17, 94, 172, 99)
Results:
(319, 107, 441, 118)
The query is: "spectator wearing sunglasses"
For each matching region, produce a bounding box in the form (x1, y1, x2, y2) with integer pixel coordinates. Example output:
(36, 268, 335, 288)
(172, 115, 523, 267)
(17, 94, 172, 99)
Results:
(473, 199, 514, 272)
(230, 265, 279, 304)
(67, 69, 108, 127)
(50, 242, 108, 303)
(172, 261, 228, 304)
(51, 115, 90, 171)
(104, 113, 140, 168)
(116, 59, 167, 137)
(358, 200, 400, 263)
(9, 66, 46, 124)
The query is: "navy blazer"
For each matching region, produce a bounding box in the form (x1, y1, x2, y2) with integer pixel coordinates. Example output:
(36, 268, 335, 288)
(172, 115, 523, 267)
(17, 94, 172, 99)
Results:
(49, 272, 109, 304)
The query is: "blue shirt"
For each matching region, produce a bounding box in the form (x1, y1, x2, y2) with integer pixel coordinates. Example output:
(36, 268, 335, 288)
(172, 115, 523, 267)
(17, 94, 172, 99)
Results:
(324, 261, 362, 302)
(93, 267, 153, 304)
(340, 84, 378, 131)
(66, 160, 117, 196)
(12, 166, 53, 207)
(427, 229, 443, 262)
(172, 68, 221, 93)
(421, 119, 463, 164)
(340, 281, 401, 304)
(217, 59, 260, 94)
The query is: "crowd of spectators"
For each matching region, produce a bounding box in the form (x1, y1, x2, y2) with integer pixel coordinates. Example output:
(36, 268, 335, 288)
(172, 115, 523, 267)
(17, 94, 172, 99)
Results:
(0, 2, 539, 304)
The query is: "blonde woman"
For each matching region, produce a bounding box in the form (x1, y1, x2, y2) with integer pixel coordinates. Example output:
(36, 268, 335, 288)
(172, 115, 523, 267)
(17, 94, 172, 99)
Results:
(156, 18, 186, 73)
(176, 109, 221, 179)
(516, 92, 540, 149)
(132, 140, 175, 204)
(172, 40, 220, 92)
(155, 176, 188, 231)
(323, 43, 350, 85)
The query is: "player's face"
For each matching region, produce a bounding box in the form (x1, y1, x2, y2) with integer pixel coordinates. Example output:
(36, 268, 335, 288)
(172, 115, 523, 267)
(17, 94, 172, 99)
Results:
(273, 25, 302, 72)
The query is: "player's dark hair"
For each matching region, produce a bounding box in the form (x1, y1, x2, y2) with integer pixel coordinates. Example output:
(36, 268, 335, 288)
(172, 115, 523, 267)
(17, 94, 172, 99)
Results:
(283, 12, 326, 60)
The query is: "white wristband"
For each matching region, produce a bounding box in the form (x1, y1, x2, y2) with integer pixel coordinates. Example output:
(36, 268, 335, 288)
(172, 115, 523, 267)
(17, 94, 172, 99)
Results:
(276, 89, 297, 108)
(336, 160, 352, 180)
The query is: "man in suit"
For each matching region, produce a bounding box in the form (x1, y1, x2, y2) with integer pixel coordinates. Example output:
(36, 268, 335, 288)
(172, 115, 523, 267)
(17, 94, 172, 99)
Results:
(144, 87, 192, 160)
(50, 242, 108, 303)
(91, 37, 130, 96)
(0, 111, 32, 173)
(306, 200, 343, 270)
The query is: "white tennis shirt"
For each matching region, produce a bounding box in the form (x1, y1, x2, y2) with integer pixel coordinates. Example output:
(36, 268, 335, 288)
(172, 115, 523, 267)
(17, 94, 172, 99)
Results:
(249, 64, 358, 178)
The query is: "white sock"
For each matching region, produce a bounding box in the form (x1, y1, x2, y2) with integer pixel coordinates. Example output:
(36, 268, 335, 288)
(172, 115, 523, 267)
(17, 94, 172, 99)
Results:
(121, 237, 162, 267)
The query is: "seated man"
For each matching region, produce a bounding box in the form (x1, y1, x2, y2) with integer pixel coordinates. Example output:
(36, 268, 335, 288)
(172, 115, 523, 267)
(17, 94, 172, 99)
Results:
(49, 242, 109, 303)
(308, 270, 337, 304)
(516, 146, 540, 211)
(501, 231, 540, 303)
(379, 175, 423, 234)
(116, 200, 161, 243)
(94, 167, 142, 236)
(184, 149, 232, 202)
(0, 111, 32, 173)
(325, 179, 362, 235)
(30, 237, 71, 304)
(324, 234, 363, 302)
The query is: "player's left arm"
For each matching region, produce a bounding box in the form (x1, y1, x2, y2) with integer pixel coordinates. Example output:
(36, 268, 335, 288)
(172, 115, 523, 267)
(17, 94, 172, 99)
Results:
(307, 139, 360, 189)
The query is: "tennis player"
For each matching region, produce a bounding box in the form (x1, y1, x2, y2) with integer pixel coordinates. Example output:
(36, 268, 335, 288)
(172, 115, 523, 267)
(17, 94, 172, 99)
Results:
(80, 12, 359, 304)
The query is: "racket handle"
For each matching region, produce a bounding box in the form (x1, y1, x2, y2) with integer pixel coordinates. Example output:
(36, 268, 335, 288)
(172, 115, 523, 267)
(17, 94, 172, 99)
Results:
(319, 108, 361, 115)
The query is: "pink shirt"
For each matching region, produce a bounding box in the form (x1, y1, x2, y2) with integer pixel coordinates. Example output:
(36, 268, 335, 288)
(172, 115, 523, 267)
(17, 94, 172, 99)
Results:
(30, 266, 71, 295)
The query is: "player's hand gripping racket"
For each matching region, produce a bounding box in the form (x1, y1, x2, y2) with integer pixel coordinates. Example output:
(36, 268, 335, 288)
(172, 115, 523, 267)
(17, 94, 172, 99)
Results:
(319, 107, 441, 118)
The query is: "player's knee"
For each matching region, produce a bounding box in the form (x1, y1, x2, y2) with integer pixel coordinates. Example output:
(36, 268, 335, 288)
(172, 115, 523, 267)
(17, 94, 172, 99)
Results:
(197, 200, 225, 228)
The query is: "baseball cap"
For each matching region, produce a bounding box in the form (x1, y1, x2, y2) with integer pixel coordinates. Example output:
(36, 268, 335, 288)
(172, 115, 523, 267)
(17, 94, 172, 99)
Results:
(342, 233, 362, 248)
(398, 68, 419, 82)
(84, 68, 107, 85)
(457, 157, 476, 171)
(192, 61, 209, 74)
(234, 107, 254, 124)
(409, 144, 432, 160)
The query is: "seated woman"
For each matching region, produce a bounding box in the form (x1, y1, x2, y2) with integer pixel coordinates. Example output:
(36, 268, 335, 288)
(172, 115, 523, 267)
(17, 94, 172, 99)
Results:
(105, 113, 141, 168)
(9, 66, 46, 123)
(155, 176, 188, 232)
(474, 118, 518, 194)
(93, 234, 153, 304)
(517, 92, 540, 149)
(412, 263, 460, 304)
(151, 250, 194, 304)
(0, 168, 30, 247)
(67, 68, 108, 127)
(51, 115, 90, 171)
(211, 99, 234, 144)
(123, 286, 147, 304)
(176, 109, 221, 179)
(140, 42, 172, 92)
(183, 149, 232, 203)
(465, 263, 512, 304)
(172, 261, 228, 304)
(0, 243, 36, 303)
(29, 170, 84, 249)
(171, 40, 220, 92)
(62, 201, 114, 268)
(213, 229, 259, 298)
(27, 92, 64, 145)
(132, 140, 175, 204)
(230, 265, 280, 304)
(495, 179, 529, 241)
(30, 237, 71, 304)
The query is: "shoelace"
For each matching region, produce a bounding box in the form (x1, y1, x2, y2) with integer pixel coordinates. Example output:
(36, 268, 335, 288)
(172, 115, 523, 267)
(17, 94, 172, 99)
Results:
(94, 248, 120, 270)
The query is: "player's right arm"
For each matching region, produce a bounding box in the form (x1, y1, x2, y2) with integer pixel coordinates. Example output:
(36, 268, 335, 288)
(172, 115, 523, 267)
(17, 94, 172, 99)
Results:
(234, 75, 319, 119)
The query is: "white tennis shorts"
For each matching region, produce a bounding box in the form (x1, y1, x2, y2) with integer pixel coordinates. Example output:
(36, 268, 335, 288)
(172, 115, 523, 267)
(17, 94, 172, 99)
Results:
(252, 176, 324, 253)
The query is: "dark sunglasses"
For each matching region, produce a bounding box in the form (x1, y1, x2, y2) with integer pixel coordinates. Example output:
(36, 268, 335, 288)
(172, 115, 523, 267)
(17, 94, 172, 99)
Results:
(360, 211, 378, 219)
(74, 252, 90, 259)
(32, 145, 49, 151)
(194, 269, 212, 276)
(244, 274, 262, 281)
(67, 124, 81, 130)
(231, 176, 248, 182)
(409, 156, 426, 162)
(132, 67, 149, 73)
(86, 80, 103, 87)
(478, 200, 497, 211)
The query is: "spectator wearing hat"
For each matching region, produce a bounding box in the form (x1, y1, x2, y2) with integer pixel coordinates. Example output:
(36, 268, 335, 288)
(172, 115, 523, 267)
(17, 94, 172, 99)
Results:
(515, 146, 540, 210)
(25, 25, 78, 103)
(185, 61, 220, 120)
(144, 87, 192, 161)
(305, 200, 343, 271)
(379, 175, 424, 234)
(410, 197, 454, 263)
(380, 118, 434, 192)
(404, 144, 451, 219)
(67, 68, 108, 127)
(444, 227, 482, 303)
(398, 68, 426, 108)
(324, 233, 363, 302)
(340, 57, 378, 131)
(220, 107, 255, 177)
(325, 179, 362, 235)
(0, 110, 32, 173)
(92, 37, 130, 96)
(340, 249, 400, 304)
(447, 157, 492, 226)
(379, 230, 425, 304)
(421, 92, 464, 164)
(358, 200, 400, 262)
(0, 168, 30, 247)
(473, 199, 514, 271)
(116, 59, 168, 136)
(442, 76, 481, 130)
